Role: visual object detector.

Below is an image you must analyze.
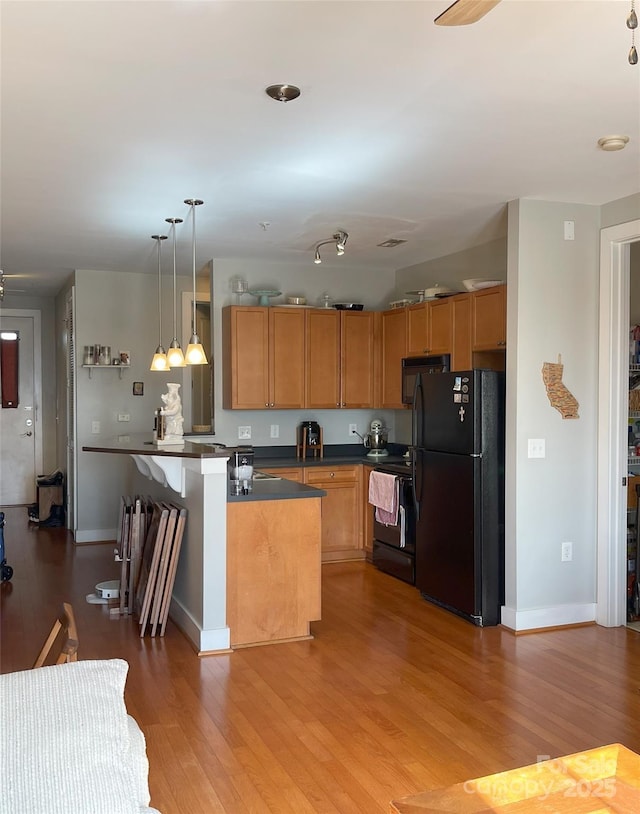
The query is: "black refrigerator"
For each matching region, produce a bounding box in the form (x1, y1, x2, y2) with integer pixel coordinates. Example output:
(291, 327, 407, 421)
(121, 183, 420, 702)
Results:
(413, 369, 505, 626)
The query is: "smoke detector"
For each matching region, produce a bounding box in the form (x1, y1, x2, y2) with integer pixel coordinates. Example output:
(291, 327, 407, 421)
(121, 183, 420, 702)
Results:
(597, 135, 629, 151)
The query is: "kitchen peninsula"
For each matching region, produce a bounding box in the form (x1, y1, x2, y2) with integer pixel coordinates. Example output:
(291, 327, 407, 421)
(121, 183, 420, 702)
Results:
(83, 435, 325, 653)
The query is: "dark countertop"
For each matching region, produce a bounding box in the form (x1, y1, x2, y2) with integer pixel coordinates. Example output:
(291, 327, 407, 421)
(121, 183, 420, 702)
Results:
(253, 453, 411, 470)
(227, 478, 326, 503)
(82, 433, 229, 459)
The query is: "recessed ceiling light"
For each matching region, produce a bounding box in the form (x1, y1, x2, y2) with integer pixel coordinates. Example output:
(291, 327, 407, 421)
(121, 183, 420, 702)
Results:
(377, 239, 407, 248)
(597, 135, 630, 151)
(265, 84, 301, 102)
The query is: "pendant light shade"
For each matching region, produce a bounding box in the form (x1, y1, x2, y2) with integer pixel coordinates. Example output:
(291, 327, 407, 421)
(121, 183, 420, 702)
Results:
(165, 216, 186, 367)
(149, 234, 169, 371)
(184, 198, 208, 365)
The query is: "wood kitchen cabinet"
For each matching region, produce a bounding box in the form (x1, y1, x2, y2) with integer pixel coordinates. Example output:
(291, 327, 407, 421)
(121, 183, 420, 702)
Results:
(227, 496, 321, 647)
(305, 309, 341, 408)
(406, 303, 429, 356)
(472, 285, 506, 350)
(380, 308, 407, 409)
(303, 465, 363, 562)
(427, 297, 453, 355)
(451, 293, 472, 371)
(259, 467, 303, 482)
(222, 305, 305, 409)
(406, 298, 452, 357)
(306, 309, 375, 408)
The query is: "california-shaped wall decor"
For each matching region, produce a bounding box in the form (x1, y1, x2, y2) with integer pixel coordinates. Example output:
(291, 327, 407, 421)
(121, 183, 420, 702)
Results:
(542, 354, 579, 419)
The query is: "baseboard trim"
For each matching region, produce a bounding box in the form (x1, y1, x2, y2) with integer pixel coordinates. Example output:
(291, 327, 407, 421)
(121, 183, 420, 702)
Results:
(501, 603, 597, 632)
(74, 528, 117, 544)
(169, 596, 230, 654)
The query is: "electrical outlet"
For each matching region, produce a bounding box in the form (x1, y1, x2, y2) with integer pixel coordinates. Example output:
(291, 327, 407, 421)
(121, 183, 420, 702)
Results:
(91, 420, 100, 434)
(349, 423, 358, 436)
(561, 541, 573, 562)
(238, 425, 251, 440)
(270, 424, 279, 439)
(117, 413, 130, 422)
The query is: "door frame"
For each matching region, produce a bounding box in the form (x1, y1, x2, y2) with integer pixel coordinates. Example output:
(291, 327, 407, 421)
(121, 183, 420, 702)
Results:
(597, 219, 640, 626)
(0, 308, 44, 494)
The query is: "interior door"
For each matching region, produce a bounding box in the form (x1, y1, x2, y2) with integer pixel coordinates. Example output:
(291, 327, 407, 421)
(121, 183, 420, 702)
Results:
(0, 315, 38, 504)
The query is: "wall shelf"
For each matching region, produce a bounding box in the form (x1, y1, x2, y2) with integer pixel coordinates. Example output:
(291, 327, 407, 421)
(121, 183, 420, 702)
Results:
(82, 364, 129, 379)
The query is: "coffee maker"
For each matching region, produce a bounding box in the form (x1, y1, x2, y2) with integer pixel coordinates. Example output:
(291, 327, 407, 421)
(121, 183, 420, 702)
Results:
(229, 446, 254, 494)
(365, 419, 388, 458)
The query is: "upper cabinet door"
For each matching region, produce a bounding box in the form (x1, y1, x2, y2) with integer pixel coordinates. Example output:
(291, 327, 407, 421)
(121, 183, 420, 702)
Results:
(381, 308, 407, 409)
(406, 303, 429, 356)
(451, 293, 472, 371)
(427, 298, 453, 354)
(306, 309, 341, 408)
(341, 311, 375, 408)
(269, 307, 306, 408)
(472, 285, 506, 349)
(222, 306, 270, 409)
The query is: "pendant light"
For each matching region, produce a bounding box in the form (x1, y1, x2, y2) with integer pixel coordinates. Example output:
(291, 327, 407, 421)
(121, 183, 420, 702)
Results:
(184, 198, 208, 365)
(149, 234, 169, 371)
(165, 216, 186, 367)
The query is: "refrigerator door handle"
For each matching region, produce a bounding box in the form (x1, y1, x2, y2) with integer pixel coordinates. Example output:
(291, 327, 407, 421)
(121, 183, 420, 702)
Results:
(413, 447, 423, 521)
(411, 373, 424, 520)
(411, 452, 419, 520)
(413, 374, 424, 449)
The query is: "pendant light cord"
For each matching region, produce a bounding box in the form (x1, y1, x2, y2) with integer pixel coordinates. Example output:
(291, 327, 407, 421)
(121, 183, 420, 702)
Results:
(184, 198, 204, 338)
(153, 235, 166, 345)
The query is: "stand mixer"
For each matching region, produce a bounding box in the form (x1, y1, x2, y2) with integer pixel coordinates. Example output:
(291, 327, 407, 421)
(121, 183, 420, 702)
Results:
(364, 419, 389, 457)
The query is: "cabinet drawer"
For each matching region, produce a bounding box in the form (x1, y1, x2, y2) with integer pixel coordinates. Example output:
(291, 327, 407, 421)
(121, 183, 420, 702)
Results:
(260, 467, 303, 483)
(304, 465, 359, 485)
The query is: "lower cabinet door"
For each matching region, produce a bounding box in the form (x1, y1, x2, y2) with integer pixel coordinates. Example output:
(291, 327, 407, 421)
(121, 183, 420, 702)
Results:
(304, 466, 363, 561)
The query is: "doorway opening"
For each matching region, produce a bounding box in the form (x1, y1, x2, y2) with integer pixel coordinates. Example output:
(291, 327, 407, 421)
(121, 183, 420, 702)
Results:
(597, 219, 640, 628)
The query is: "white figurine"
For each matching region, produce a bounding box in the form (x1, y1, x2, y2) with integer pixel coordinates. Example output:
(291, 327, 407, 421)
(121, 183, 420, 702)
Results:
(160, 382, 184, 441)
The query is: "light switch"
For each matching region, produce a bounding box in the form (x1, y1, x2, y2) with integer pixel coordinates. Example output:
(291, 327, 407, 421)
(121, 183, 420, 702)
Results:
(528, 438, 545, 458)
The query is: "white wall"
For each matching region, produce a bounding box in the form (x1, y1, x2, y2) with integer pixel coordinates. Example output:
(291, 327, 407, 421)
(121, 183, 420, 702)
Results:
(394, 237, 507, 301)
(210, 258, 399, 449)
(503, 199, 601, 630)
(73, 268, 191, 541)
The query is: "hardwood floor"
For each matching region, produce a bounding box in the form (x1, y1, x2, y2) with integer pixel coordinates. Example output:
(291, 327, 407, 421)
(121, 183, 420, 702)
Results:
(2, 504, 640, 813)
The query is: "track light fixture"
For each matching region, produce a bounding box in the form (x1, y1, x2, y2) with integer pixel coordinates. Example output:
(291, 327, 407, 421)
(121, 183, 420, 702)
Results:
(313, 231, 349, 265)
(335, 230, 348, 255)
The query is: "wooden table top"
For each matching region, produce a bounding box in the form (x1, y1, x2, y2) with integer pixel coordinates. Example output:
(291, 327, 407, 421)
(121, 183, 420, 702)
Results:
(390, 743, 640, 813)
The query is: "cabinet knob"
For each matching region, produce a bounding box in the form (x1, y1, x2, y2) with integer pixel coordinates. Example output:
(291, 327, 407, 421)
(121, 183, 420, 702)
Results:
(330, 472, 335, 478)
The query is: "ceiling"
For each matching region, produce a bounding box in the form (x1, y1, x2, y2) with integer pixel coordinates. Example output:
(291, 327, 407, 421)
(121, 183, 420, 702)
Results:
(1, 0, 638, 297)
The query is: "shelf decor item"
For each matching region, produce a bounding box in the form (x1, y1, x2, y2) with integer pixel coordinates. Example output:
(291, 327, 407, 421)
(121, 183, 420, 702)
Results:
(249, 289, 281, 306)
